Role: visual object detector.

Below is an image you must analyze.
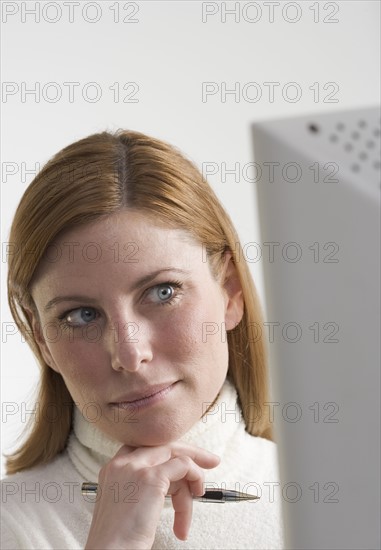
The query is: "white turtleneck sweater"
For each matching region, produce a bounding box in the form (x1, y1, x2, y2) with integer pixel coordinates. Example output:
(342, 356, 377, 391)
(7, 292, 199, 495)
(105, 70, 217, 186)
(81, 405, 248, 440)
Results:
(1, 379, 285, 549)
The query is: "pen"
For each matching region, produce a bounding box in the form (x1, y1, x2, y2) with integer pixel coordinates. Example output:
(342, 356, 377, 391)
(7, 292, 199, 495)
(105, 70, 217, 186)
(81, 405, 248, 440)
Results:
(81, 482, 260, 503)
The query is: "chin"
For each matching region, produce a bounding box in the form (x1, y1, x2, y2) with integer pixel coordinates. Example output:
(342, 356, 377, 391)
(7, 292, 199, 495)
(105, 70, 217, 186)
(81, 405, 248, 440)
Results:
(115, 414, 196, 448)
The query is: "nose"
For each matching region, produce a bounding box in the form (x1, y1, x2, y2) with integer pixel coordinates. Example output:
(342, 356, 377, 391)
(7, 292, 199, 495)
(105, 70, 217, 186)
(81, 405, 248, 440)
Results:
(108, 317, 153, 373)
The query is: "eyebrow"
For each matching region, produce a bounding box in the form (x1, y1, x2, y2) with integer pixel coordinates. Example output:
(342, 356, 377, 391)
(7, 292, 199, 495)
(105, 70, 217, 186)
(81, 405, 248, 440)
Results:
(43, 268, 191, 312)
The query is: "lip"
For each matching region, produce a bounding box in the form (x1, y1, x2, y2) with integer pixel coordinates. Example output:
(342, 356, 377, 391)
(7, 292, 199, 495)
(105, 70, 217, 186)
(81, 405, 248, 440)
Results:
(110, 382, 178, 408)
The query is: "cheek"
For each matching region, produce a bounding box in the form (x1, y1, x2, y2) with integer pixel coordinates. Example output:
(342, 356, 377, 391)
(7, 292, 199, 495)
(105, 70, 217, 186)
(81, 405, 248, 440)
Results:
(157, 294, 227, 359)
(46, 332, 107, 389)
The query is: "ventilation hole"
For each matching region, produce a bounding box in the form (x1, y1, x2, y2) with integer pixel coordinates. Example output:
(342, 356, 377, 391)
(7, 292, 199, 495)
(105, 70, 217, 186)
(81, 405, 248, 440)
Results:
(336, 122, 345, 131)
(351, 131, 360, 140)
(308, 123, 319, 133)
(373, 128, 380, 137)
(344, 143, 353, 151)
(366, 140, 375, 149)
(329, 134, 338, 142)
(373, 161, 381, 170)
(358, 151, 368, 161)
(358, 120, 367, 128)
(351, 164, 360, 172)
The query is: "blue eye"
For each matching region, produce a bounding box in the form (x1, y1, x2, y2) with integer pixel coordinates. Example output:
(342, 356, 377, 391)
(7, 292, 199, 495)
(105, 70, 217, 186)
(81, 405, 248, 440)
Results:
(145, 281, 183, 306)
(156, 285, 174, 302)
(65, 307, 97, 327)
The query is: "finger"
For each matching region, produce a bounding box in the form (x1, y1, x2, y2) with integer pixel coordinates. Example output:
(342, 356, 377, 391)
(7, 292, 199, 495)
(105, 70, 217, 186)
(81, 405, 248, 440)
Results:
(105, 444, 172, 470)
(171, 485, 193, 541)
(167, 442, 221, 469)
(110, 442, 220, 470)
(155, 456, 206, 499)
(163, 458, 206, 542)
(110, 443, 137, 461)
(113, 445, 172, 468)
(126, 441, 220, 468)
(96, 444, 138, 476)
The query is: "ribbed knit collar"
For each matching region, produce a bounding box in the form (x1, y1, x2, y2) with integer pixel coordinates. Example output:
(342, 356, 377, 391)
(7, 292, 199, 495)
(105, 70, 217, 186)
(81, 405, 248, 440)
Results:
(66, 377, 241, 482)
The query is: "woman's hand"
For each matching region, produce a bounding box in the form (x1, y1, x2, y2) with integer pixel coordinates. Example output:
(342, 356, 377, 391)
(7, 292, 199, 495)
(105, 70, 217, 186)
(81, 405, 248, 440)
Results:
(84, 442, 220, 550)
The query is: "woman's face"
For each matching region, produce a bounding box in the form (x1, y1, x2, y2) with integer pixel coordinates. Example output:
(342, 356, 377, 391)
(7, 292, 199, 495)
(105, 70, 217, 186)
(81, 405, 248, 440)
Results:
(29, 209, 243, 446)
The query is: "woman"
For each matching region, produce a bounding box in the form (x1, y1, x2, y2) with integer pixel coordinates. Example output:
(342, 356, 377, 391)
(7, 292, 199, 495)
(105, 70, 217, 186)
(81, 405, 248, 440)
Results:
(1, 130, 284, 549)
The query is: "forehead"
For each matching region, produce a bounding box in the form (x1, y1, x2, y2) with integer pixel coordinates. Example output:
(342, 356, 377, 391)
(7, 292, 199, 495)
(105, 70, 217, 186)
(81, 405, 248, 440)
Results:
(31, 209, 203, 285)
(54, 209, 194, 250)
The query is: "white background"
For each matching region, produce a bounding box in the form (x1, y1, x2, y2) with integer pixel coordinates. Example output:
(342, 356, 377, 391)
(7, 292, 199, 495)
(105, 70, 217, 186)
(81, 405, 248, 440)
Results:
(1, 0, 380, 477)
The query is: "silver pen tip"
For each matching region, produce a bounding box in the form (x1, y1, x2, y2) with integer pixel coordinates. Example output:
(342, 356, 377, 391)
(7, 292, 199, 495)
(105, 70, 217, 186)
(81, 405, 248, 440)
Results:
(223, 490, 260, 501)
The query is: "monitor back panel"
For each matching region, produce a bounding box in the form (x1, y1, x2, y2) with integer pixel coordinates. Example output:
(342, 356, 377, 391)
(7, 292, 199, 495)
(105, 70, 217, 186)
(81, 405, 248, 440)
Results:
(252, 107, 380, 550)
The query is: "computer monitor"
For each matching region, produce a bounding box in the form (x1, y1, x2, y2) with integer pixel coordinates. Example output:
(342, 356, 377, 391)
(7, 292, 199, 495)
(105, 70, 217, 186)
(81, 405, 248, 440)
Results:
(252, 106, 380, 549)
